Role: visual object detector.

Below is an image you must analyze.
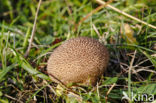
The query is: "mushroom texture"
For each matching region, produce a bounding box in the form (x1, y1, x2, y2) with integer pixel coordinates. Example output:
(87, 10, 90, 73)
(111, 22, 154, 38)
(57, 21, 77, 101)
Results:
(47, 37, 109, 86)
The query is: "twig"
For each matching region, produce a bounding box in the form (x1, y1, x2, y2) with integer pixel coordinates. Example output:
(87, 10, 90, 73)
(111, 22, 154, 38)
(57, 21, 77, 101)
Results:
(74, 0, 113, 32)
(128, 50, 136, 101)
(4, 94, 24, 103)
(96, 82, 100, 100)
(92, 24, 101, 38)
(96, 0, 156, 29)
(43, 80, 57, 95)
(105, 83, 116, 103)
(25, 0, 42, 57)
(136, 68, 156, 74)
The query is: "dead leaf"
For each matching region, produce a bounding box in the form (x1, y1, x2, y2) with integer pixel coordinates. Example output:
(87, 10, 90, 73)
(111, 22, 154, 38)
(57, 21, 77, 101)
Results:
(121, 23, 138, 44)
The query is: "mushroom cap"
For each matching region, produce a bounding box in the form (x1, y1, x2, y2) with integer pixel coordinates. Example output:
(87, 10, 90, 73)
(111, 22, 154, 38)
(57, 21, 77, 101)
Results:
(47, 37, 109, 86)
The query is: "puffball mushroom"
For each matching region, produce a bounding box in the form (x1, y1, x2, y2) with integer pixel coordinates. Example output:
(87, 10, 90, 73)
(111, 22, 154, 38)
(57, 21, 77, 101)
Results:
(47, 37, 109, 86)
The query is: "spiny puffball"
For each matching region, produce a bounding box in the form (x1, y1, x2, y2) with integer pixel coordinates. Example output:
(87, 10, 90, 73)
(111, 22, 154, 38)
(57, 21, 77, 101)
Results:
(47, 37, 109, 86)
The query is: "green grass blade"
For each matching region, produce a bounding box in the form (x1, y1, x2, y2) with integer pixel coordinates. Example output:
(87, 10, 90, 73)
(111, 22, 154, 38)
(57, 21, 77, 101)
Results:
(0, 63, 17, 82)
(23, 27, 31, 50)
(10, 47, 51, 81)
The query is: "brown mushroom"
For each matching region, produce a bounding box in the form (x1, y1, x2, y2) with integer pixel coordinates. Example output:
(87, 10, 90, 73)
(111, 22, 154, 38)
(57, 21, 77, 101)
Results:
(47, 37, 109, 86)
